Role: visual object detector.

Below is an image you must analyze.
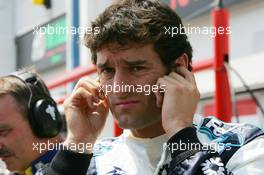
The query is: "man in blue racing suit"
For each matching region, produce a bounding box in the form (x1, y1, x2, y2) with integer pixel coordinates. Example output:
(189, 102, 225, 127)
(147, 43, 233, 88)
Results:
(44, 0, 264, 174)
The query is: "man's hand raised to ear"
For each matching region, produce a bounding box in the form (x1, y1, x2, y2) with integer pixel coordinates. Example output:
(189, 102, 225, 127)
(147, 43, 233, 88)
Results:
(156, 66, 200, 138)
(63, 77, 109, 154)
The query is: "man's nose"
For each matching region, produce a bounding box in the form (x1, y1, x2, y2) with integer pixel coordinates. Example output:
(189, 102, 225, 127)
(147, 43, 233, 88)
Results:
(111, 71, 132, 95)
(113, 70, 126, 87)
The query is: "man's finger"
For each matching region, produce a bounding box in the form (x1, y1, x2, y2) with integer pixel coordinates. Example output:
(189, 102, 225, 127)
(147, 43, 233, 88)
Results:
(175, 66, 196, 84)
(75, 78, 105, 100)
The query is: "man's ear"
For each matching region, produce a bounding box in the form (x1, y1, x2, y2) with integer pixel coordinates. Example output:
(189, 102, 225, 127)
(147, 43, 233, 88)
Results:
(173, 53, 189, 70)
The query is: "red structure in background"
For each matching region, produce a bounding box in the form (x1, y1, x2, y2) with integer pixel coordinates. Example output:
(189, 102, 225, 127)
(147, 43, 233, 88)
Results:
(47, 3, 232, 136)
(212, 5, 232, 122)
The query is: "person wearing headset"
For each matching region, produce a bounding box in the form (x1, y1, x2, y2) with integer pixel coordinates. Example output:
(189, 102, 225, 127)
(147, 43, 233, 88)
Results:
(0, 70, 63, 175)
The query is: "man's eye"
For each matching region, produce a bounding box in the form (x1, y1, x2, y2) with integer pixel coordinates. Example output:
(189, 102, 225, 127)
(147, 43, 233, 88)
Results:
(131, 66, 145, 72)
(0, 130, 10, 137)
(101, 68, 115, 74)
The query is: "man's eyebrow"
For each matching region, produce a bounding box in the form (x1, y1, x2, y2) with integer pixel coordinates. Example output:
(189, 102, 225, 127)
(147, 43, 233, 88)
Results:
(97, 60, 109, 69)
(123, 59, 147, 66)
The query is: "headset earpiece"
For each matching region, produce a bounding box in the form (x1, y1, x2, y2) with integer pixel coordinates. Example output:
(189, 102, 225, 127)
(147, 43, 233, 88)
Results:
(9, 71, 63, 138)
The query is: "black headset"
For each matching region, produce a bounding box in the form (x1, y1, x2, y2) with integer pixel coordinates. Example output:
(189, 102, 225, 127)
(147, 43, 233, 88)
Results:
(9, 71, 63, 138)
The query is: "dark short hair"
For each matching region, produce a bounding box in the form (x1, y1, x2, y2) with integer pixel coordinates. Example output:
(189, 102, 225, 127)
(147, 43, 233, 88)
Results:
(84, 0, 193, 71)
(0, 70, 51, 120)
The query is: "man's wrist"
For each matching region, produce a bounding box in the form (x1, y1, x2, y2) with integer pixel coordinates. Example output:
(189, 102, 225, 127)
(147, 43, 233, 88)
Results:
(63, 138, 95, 154)
(165, 123, 192, 138)
(166, 127, 186, 138)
